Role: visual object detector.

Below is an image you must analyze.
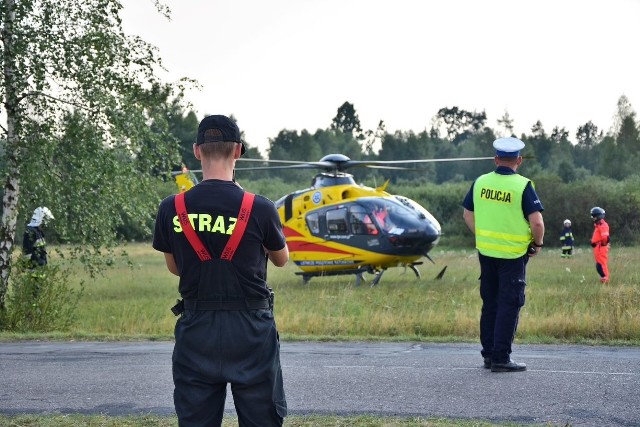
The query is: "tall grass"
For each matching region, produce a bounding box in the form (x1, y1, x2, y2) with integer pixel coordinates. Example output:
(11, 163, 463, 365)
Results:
(9, 243, 639, 344)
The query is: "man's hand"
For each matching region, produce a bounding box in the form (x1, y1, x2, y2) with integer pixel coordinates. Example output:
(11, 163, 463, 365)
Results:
(527, 245, 540, 257)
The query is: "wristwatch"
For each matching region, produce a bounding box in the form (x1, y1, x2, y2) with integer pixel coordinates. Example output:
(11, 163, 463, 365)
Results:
(533, 242, 543, 247)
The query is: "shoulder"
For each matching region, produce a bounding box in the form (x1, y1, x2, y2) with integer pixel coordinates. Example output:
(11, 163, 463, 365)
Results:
(157, 194, 177, 213)
(252, 194, 277, 209)
(160, 193, 177, 205)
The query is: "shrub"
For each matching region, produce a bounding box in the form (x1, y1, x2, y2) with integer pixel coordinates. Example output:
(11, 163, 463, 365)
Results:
(0, 260, 84, 332)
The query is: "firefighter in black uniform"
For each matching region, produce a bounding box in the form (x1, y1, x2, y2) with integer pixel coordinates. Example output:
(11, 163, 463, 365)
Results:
(23, 206, 55, 267)
(153, 115, 289, 426)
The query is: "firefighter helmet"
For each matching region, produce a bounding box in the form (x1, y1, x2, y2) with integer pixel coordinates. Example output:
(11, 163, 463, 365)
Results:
(563, 219, 571, 227)
(590, 206, 605, 221)
(28, 206, 55, 227)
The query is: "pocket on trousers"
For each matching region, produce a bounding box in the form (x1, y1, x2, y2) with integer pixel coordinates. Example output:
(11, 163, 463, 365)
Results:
(512, 278, 526, 307)
(274, 399, 287, 418)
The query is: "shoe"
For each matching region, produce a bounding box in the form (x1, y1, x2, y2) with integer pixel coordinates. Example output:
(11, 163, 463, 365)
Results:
(483, 357, 491, 369)
(491, 359, 527, 372)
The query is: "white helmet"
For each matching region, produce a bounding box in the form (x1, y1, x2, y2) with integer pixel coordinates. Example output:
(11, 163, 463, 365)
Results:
(563, 219, 571, 227)
(28, 207, 55, 227)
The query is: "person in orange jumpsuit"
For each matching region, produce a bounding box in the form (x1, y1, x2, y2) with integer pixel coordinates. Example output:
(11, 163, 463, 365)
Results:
(590, 206, 610, 283)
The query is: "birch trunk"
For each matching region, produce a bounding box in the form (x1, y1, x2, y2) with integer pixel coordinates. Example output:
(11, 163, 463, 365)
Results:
(0, 0, 20, 310)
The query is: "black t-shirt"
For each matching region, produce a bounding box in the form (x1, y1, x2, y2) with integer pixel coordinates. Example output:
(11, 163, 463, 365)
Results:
(152, 180, 286, 300)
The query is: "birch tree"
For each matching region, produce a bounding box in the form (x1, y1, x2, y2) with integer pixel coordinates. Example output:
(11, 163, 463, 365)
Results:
(0, 0, 182, 310)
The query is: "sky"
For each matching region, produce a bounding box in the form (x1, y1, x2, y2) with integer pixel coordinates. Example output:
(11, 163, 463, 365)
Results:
(121, 0, 640, 157)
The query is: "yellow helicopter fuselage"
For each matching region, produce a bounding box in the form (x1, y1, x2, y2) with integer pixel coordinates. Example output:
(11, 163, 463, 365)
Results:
(275, 175, 441, 276)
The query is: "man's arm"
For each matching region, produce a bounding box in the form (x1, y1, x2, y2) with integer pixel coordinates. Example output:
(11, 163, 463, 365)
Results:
(463, 208, 475, 234)
(164, 253, 179, 276)
(266, 246, 289, 267)
(528, 211, 545, 245)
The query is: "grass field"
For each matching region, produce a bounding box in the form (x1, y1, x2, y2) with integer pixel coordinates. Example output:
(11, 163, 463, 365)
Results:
(3, 243, 638, 344)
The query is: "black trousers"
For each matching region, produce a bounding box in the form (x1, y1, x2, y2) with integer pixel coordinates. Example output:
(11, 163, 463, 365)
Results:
(172, 308, 286, 427)
(478, 253, 528, 363)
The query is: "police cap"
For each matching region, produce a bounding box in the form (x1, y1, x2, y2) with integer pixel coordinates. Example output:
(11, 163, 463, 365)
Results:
(493, 137, 525, 157)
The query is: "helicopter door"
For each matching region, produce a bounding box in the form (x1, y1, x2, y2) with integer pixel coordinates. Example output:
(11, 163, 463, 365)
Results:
(283, 193, 294, 221)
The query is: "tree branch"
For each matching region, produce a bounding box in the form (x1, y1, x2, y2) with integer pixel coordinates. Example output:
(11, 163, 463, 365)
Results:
(17, 91, 98, 113)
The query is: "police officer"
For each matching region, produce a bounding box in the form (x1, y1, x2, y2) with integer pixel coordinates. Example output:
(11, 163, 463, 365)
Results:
(153, 115, 289, 426)
(560, 219, 574, 258)
(462, 137, 545, 372)
(23, 206, 54, 267)
(590, 206, 610, 283)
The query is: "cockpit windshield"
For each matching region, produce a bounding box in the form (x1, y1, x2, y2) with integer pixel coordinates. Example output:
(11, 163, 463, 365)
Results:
(358, 197, 429, 235)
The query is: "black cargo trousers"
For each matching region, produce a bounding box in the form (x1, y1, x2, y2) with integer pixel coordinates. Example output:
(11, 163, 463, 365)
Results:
(172, 306, 287, 426)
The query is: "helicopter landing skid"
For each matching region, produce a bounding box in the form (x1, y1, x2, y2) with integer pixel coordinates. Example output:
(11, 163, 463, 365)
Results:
(367, 269, 385, 287)
(403, 262, 423, 278)
(296, 267, 385, 286)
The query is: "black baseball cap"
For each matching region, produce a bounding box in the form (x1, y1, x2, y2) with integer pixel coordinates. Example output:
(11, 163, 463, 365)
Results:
(196, 115, 246, 155)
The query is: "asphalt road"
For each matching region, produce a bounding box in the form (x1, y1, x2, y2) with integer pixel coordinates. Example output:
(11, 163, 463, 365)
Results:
(1, 341, 639, 426)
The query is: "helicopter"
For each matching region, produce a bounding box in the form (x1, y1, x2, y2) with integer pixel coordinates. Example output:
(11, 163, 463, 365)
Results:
(173, 153, 492, 286)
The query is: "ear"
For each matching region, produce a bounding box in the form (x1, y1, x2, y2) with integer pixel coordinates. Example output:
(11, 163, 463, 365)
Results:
(516, 156, 523, 166)
(233, 143, 242, 160)
(193, 143, 201, 160)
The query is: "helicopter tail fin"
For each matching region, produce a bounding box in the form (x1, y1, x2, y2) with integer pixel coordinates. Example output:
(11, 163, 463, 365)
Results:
(174, 165, 198, 193)
(376, 179, 391, 192)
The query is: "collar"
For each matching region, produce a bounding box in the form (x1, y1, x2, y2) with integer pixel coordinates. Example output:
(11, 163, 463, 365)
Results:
(495, 166, 516, 175)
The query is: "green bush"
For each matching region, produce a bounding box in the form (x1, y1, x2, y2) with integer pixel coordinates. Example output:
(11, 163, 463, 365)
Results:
(392, 174, 640, 247)
(0, 260, 84, 332)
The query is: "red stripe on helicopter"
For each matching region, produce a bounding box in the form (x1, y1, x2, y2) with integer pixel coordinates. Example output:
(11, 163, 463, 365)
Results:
(283, 227, 305, 238)
(286, 241, 351, 254)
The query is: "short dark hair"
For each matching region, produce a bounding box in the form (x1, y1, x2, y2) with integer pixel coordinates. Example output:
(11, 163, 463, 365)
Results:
(199, 140, 237, 159)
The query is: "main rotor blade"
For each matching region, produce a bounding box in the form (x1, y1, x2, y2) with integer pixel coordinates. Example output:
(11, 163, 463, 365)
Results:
(344, 157, 494, 169)
(237, 158, 313, 165)
(184, 155, 497, 174)
(234, 164, 330, 171)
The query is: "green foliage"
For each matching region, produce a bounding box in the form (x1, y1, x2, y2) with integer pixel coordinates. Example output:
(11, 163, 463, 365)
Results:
(331, 101, 363, 137)
(0, 1, 188, 309)
(381, 174, 640, 247)
(532, 174, 640, 246)
(0, 260, 83, 332)
(239, 177, 301, 204)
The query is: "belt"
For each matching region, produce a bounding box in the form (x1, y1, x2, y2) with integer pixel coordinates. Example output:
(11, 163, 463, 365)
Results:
(183, 298, 271, 311)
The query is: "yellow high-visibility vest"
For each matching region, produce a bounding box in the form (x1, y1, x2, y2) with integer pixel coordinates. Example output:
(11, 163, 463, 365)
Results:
(473, 172, 532, 258)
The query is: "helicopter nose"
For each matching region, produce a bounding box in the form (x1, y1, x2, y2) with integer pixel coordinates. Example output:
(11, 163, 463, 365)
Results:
(420, 224, 441, 252)
(424, 221, 441, 244)
(387, 223, 441, 254)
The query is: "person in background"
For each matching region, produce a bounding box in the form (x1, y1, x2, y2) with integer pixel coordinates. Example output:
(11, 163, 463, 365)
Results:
(590, 206, 610, 283)
(560, 219, 574, 258)
(462, 137, 545, 373)
(23, 206, 55, 267)
(153, 115, 289, 426)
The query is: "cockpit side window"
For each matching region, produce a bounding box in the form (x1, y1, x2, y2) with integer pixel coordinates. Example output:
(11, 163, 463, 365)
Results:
(326, 208, 349, 234)
(349, 206, 377, 235)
